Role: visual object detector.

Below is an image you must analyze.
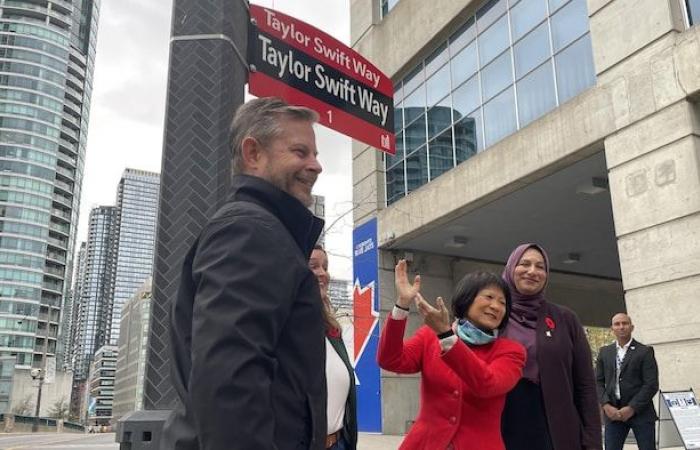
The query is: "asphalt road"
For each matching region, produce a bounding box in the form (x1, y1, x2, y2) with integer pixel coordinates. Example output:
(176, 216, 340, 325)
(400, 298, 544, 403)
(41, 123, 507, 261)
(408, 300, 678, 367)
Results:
(0, 433, 118, 449)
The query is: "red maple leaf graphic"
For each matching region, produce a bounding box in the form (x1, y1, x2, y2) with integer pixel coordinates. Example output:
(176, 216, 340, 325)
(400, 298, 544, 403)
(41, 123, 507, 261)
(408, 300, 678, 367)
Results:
(353, 282, 376, 362)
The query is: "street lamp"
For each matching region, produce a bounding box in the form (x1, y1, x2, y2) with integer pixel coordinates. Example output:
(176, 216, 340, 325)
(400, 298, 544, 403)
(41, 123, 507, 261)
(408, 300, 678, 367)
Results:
(30, 367, 44, 432)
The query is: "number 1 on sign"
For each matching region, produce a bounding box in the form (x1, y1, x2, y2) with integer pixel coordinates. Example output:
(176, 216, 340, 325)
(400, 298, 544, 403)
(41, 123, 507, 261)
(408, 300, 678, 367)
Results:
(326, 110, 333, 124)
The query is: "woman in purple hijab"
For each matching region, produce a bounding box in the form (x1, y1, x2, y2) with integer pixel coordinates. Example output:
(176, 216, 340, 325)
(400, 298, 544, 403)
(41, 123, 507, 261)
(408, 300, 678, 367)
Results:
(500, 244, 601, 450)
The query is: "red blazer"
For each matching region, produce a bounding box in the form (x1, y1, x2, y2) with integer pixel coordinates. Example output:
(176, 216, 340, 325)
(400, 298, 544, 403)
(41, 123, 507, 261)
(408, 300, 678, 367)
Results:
(377, 316, 526, 450)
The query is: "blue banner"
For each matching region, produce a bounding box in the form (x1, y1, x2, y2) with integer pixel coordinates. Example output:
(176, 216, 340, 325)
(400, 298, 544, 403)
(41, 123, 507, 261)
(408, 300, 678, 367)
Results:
(352, 218, 381, 432)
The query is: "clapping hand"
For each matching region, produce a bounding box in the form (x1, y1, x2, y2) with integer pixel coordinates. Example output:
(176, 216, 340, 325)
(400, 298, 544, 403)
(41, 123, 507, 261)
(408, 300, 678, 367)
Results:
(395, 259, 420, 310)
(415, 293, 452, 335)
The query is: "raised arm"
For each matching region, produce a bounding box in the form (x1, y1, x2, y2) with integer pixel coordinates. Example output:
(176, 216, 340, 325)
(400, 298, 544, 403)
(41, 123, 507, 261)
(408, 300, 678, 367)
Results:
(376, 260, 425, 373)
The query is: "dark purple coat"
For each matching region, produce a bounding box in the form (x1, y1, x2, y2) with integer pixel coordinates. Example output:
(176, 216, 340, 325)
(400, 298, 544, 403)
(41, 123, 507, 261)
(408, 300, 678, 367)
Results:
(532, 302, 602, 450)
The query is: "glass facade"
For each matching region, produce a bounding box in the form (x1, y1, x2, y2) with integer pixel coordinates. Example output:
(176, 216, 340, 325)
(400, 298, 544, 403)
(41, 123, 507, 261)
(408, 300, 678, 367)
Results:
(107, 169, 159, 346)
(0, 0, 100, 369)
(0, 355, 14, 413)
(70, 169, 158, 382)
(60, 241, 83, 370)
(88, 344, 117, 426)
(112, 282, 150, 423)
(381, 0, 401, 17)
(687, 0, 700, 26)
(385, 0, 595, 205)
(72, 206, 116, 380)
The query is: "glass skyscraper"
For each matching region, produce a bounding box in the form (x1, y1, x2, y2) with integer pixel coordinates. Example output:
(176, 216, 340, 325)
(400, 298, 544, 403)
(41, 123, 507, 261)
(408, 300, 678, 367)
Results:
(107, 169, 158, 346)
(71, 169, 159, 380)
(0, 1, 99, 369)
(73, 205, 115, 381)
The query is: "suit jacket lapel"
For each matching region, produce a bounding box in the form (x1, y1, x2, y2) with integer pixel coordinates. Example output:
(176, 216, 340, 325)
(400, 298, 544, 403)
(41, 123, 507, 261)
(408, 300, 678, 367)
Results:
(619, 339, 637, 376)
(607, 345, 618, 395)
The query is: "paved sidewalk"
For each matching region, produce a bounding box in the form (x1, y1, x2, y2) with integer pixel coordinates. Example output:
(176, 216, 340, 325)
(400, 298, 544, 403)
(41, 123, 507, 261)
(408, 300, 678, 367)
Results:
(358, 433, 402, 449)
(357, 433, 674, 449)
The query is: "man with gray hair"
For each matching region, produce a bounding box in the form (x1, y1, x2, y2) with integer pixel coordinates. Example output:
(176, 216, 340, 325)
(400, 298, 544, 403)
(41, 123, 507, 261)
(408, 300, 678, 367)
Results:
(162, 97, 326, 449)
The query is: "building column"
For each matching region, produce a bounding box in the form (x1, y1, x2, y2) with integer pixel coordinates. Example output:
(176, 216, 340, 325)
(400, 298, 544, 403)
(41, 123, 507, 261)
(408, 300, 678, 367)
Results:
(589, 0, 700, 391)
(606, 100, 700, 390)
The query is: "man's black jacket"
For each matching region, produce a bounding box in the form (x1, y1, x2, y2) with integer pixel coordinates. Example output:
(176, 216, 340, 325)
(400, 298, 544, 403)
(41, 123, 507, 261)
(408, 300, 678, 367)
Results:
(161, 175, 326, 450)
(595, 339, 659, 423)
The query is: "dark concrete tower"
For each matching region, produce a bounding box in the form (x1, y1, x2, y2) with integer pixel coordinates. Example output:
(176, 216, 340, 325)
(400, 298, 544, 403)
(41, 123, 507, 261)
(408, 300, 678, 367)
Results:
(117, 0, 248, 447)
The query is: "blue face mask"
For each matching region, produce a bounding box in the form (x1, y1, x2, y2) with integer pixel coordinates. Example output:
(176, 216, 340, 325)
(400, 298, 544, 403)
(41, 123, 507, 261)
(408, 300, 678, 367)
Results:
(456, 318, 498, 346)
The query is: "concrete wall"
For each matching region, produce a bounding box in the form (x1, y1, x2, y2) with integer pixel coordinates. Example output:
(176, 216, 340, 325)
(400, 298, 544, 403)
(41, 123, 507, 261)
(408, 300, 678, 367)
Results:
(590, 0, 700, 394)
(8, 369, 72, 417)
(1, 415, 84, 433)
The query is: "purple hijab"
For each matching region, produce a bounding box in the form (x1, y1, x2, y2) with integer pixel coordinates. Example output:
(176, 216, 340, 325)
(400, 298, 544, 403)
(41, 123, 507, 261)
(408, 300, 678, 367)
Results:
(501, 243, 550, 383)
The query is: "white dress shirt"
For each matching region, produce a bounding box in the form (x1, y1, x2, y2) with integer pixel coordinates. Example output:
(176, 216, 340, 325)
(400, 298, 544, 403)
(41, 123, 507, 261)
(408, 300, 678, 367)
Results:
(326, 337, 350, 434)
(615, 339, 632, 400)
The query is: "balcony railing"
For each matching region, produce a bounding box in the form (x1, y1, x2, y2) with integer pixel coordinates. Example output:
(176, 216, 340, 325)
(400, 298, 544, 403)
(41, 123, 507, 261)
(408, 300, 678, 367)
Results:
(47, 236, 68, 249)
(50, 208, 70, 220)
(56, 151, 76, 167)
(55, 165, 74, 179)
(46, 252, 66, 264)
(49, 220, 70, 235)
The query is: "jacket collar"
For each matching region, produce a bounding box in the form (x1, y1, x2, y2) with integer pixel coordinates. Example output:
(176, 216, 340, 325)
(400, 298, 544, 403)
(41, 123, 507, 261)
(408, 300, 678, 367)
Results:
(229, 174, 324, 257)
(615, 338, 633, 352)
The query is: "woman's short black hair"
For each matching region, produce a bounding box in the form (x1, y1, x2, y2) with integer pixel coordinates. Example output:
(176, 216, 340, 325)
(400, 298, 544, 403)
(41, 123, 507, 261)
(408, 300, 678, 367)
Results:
(451, 271, 512, 331)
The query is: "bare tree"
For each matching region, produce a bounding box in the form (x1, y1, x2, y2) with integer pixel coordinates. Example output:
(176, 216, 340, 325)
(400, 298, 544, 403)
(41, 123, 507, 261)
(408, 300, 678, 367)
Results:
(48, 397, 70, 420)
(11, 395, 34, 416)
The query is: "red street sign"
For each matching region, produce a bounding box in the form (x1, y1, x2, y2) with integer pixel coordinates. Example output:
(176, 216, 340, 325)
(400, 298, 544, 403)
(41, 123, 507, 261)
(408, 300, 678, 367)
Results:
(248, 5, 395, 154)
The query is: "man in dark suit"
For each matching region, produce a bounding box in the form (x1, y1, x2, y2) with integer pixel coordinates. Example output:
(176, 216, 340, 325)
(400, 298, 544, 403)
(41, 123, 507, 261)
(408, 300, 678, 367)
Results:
(161, 97, 326, 449)
(596, 313, 659, 450)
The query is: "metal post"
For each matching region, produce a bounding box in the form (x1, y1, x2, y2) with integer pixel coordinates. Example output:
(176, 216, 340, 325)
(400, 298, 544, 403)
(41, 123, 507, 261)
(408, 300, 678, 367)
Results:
(31, 371, 44, 432)
(31, 315, 50, 432)
(116, 0, 248, 448)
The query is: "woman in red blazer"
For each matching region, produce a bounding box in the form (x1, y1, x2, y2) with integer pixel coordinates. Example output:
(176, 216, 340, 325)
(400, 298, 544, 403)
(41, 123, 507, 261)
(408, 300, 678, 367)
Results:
(377, 260, 526, 450)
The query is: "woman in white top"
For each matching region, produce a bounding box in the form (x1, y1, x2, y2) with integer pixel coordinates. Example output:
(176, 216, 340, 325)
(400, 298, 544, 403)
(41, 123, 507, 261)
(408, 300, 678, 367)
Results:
(309, 245, 357, 449)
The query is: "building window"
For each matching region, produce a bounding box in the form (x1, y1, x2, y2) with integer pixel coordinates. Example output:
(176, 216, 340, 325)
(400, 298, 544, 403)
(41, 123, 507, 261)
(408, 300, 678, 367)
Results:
(381, 0, 401, 17)
(385, 0, 596, 205)
(686, 0, 700, 26)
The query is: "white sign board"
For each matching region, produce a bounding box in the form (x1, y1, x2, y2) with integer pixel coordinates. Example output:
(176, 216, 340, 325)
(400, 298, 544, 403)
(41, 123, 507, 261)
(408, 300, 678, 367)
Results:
(660, 390, 700, 449)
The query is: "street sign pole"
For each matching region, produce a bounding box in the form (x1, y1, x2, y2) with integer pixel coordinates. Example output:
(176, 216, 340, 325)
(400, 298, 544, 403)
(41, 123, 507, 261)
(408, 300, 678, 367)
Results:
(115, 0, 248, 448)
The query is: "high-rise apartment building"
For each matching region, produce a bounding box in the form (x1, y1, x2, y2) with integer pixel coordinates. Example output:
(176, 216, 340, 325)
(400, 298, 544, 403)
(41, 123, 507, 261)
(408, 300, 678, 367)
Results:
(0, 0, 100, 370)
(87, 344, 116, 426)
(107, 169, 158, 346)
(71, 169, 158, 377)
(72, 206, 115, 381)
(309, 194, 325, 246)
(328, 278, 352, 310)
(62, 240, 85, 370)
